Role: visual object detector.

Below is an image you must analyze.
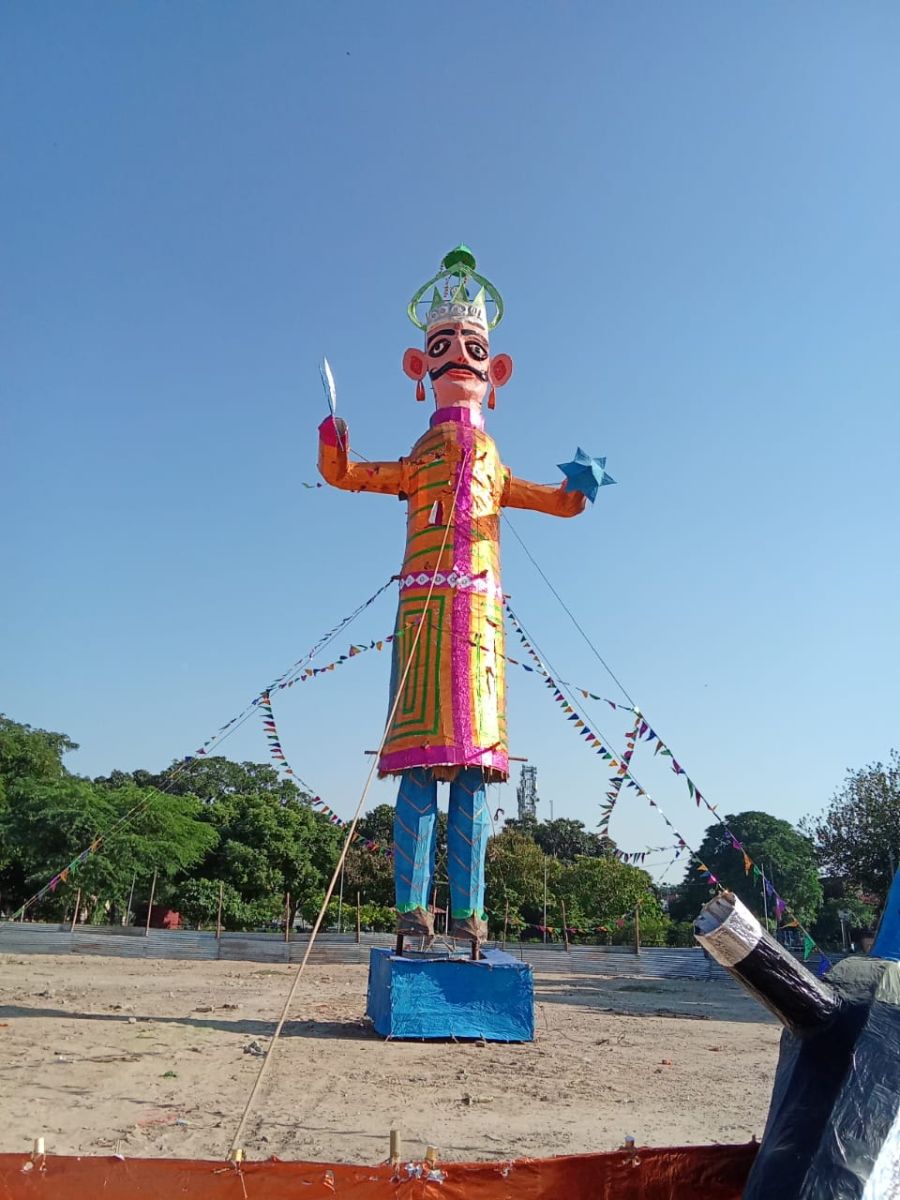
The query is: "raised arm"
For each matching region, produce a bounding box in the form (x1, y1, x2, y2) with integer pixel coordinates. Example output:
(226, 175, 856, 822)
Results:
(502, 471, 586, 518)
(317, 416, 408, 497)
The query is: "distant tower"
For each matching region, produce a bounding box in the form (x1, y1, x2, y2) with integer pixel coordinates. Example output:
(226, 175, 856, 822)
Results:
(516, 765, 539, 821)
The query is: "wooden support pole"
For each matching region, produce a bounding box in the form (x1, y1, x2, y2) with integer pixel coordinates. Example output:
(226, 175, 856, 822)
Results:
(355, 891, 361, 944)
(284, 891, 291, 943)
(634, 904, 640, 956)
(389, 1129, 401, 1167)
(144, 870, 157, 936)
(125, 869, 137, 926)
(216, 880, 224, 940)
(560, 898, 570, 951)
(70, 889, 81, 933)
(502, 896, 509, 948)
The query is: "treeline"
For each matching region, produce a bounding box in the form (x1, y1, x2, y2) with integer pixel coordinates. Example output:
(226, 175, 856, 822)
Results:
(1, 717, 897, 950)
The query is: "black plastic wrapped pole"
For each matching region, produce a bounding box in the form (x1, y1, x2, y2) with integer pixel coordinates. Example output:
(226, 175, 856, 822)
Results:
(694, 892, 841, 1036)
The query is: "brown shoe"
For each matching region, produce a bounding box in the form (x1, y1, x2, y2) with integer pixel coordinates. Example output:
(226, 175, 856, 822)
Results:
(450, 914, 488, 943)
(397, 907, 434, 937)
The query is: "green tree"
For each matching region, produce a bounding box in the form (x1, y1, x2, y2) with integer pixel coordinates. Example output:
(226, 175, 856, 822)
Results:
(0, 715, 77, 796)
(188, 789, 342, 928)
(342, 806, 396, 909)
(177, 878, 262, 929)
(556, 856, 662, 939)
(1, 716, 80, 905)
(811, 897, 877, 950)
(1, 776, 216, 920)
(801, 751, 900, 902)
(531, 817, 613, 863)
(668, 811, 823, 926)
(484, 826, 561, 933)
(104, 756, 345, 928)
(99, 756, 300, 806)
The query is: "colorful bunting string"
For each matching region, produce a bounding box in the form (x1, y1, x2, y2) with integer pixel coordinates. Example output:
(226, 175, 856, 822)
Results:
(13, 576, 399, 919)
(612, 709, 834, 974)
(258, 691, 391, 859)
(506, 601, 833, 972)
(504, 602, 705, 881)
(17, 565, 835, 977)
(534, 896, 652, 939)
(186, 576, 397, 763)
(613, 844, 681, 865)
(599, 709, 641, 840)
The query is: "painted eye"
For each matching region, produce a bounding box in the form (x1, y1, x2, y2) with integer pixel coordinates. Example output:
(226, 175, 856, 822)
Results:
(466, 341, 488, 361)
(428, 338, 450, 358)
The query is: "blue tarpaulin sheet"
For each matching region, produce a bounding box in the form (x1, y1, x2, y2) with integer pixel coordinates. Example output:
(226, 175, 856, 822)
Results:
(366, 946, 534, 1041)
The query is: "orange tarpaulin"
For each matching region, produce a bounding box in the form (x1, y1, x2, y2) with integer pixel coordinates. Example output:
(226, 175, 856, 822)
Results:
(0, 1144, 756, 1199)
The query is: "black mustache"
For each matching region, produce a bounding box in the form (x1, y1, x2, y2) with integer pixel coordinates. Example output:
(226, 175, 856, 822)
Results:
(429, 361, 488, 383)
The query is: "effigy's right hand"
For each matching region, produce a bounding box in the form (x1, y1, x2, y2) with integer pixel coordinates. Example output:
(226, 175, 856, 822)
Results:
(318, 415, 348, 448)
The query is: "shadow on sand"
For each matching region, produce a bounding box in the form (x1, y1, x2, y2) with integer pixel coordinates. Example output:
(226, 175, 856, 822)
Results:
(532, 976, 774, 1024)
(0, 1005, 379, 1040)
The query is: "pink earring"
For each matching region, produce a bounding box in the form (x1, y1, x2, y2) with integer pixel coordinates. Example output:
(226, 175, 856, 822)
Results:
(416, 378, 426, 402)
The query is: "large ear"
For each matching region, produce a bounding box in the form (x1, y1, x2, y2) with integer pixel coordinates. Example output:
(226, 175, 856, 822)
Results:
(402, 347, 428, 380)
(489, 353, 514, 388)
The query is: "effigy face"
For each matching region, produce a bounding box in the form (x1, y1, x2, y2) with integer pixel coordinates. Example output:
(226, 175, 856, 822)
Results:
(402, 324, 513, 414)
(402, 247, 512, 418)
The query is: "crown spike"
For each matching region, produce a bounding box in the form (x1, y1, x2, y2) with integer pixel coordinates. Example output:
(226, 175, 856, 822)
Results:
(451, 279, 470, 304)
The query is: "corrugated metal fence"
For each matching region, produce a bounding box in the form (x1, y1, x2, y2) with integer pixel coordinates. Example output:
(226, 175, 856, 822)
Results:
(0, 921, 747, 979)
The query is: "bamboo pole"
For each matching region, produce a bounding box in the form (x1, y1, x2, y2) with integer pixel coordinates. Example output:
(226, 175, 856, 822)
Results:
(355, 891, 361, 944)
(125, 870, 137, 926)
(144, 870, 157, 936)
(634, 903, 640, 956)
(284, 891, 291, 943)
(70, 888, 81, 932)
(216, 880, 224, 940)
(560, 898, 570, 952)
(761, 864, 770, 933)
(502, 896, 509, 948)
(542, 859, 548, 943)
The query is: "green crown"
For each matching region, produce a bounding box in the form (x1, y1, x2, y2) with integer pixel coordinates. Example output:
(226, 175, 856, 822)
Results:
(408, 245, 504, 332)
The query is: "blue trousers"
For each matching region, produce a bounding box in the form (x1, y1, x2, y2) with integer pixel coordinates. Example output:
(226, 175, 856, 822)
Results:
(393, 767, 491, 920)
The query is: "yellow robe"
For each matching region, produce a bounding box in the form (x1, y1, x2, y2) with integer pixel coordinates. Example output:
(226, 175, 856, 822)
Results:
(319, 408, 583, 782)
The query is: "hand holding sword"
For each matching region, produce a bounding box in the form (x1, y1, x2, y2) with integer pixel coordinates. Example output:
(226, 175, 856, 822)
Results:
(318, 357, 348, 450)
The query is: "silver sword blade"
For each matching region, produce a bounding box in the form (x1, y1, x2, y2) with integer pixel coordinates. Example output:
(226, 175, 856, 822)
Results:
(319, 357, 337, 416)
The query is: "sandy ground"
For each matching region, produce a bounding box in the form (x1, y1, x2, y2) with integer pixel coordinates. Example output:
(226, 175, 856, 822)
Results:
(0, 954, 780, 1164)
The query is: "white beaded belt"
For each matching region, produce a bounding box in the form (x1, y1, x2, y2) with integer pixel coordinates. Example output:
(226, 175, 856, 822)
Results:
(398, 569, 503, 600)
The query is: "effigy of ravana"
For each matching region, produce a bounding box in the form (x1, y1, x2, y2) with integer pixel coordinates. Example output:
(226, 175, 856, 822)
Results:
(318, 246, 607, 946)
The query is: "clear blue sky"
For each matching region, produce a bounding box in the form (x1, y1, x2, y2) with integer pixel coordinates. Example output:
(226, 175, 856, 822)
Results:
(3, 3, 898, 879)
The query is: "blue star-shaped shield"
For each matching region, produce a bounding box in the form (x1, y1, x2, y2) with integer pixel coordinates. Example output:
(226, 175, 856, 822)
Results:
(557, 448, 616, 503)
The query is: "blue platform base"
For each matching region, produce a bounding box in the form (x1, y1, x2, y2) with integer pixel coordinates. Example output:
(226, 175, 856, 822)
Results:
(366, 946, 534, 1041)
